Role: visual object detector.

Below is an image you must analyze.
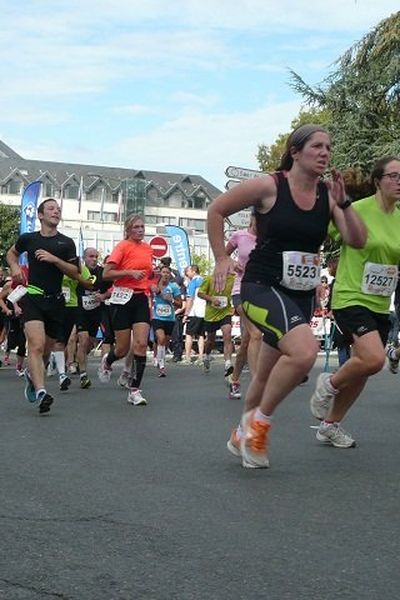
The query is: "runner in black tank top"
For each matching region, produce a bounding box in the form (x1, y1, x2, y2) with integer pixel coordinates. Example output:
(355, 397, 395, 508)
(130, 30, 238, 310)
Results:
(207, 124, 367, 470)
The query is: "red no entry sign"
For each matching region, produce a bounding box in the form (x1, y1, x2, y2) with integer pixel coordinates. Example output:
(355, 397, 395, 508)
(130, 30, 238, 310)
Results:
(149, 236, 168, 258)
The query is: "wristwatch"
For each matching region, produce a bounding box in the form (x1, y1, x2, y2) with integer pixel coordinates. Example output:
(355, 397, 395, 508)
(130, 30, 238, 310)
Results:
(337, 198, 352, 210)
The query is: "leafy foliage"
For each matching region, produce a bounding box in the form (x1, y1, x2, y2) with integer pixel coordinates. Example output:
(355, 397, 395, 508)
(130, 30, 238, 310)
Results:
(289, 11, 400, 173)
(190, 250, 213, 275)
(256, 108, 330, 172)
(0, 203, 20, 267)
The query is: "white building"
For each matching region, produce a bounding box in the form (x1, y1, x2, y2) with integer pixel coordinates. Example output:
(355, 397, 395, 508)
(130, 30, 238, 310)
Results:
(0, 139, 222, 261)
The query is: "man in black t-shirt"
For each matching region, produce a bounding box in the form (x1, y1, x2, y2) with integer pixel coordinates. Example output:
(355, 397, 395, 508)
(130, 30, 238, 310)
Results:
(7, 198, 78, 414)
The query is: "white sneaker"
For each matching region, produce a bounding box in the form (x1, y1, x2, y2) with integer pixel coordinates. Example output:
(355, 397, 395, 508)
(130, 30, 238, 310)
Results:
(387, 346, 399, 374)
(316, 422, 356, 448)
(98, 354, 112, 383)
(127, 389, 147, 406)
(117, 370, 130, 388)
(310, 373, 337, 420)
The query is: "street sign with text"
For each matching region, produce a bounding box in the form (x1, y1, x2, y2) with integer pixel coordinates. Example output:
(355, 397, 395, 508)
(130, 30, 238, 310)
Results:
(225, 179, 240, 190)
(225, 166, 263, 180)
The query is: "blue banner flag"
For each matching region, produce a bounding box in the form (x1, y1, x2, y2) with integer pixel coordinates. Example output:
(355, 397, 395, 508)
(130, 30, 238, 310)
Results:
(164, 225, 191, 276)
(19, 180, 42, 266)
(20, 181, 42, 235)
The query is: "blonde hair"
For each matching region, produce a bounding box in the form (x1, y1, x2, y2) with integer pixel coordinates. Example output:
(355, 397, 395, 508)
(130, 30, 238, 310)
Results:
(124, 214, 144, 239)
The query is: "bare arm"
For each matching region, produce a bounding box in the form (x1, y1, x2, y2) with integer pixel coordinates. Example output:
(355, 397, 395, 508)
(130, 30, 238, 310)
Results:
(102, 262, 146, 281)
(6, 245, 25, 285)
(183, 296, 193, 318)
(208, 175, 275, 291)
(328, 169, 367, 248)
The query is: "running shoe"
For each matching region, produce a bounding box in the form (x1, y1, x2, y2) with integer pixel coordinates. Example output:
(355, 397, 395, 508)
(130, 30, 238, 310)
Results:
(387, 346, 399, 374)
(316, 422, 356, 448)
(38, 392, 54, 415)
(224, 364, 234, 378)
(68, 363, 78, 375)
(59, 374, 71, 391)
(117, 370, 130, 388)
(16, 369, 25, 377)
(203, 357, 211, 374)
(80, 374, 92, 389)
(23, 369, 37, 403)
(127, 389, 147, 406)
(98, 354, 112, 383)
(227, 428, 241, 457)
(180, 358, 192, 366)
(310, 373, 336, 420)
(240, 409, 271, 469)
(158, 367, 166, 377)
(3, 354, 10, 366)
(46, 353, 57, 377)
(228, 381, 241, 400)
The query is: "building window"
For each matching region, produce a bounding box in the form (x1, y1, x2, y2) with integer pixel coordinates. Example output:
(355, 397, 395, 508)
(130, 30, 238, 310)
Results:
(5, 180, 23, 195)
(43, 182, 54, 196)
(179, 218, 206, 232)
(87, 187, 111, 202)
(192, 196, 206, 210)
(145, 215, 176, 225)
(87, 211, 117, 222)
(65, 184, 79, 199)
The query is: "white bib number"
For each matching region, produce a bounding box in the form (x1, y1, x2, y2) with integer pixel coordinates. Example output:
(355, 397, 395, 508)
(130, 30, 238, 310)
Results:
(8, 285, 27, 303)
(62, 286, 71, 303)
(361, 263, 398, 297)
(82, 292, 100, 311)
(215, 296, 228, 308)
(281, 251, 320, 291)
(110, 287, 133, 305)
(155, 304, 172, 318)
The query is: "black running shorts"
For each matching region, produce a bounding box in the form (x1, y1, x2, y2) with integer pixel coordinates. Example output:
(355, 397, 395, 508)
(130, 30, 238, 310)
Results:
(110, 293, 150, 331)
(240, 281, 314, 348)
(333, 305, 390, 346)
(20, 293, 66, 341)
(152, 319, 175, 336)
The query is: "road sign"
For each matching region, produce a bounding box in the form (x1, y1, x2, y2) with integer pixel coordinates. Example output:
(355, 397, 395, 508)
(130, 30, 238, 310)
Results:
(225, 165, 263, 180)
(225, 179, 240, 190)
(227, 209, 252, 229)
(149, 235, 168, 258)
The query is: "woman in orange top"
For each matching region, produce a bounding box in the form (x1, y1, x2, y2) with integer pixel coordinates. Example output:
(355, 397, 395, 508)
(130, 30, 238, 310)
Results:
(98, 214, 153, 406)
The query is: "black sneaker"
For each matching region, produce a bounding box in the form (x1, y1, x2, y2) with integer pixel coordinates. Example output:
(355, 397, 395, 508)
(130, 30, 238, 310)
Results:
(38, 392, 54, 414)
(59, 375, 71, 391)
(80, 374, 92, 389)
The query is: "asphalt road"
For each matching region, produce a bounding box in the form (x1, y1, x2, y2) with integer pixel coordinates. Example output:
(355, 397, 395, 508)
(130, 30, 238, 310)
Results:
(1, 353, 400, 600)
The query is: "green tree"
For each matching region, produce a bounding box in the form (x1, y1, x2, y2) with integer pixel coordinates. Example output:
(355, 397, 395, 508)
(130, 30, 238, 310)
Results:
(289, 11, 400, 172)
(256, 108, 331, 172)
(190, 251, 213, 275)
(0, 203, 20, 266)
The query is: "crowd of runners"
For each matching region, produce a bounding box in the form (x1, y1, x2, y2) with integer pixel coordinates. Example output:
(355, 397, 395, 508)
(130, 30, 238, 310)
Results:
(1, 124, 400, 471)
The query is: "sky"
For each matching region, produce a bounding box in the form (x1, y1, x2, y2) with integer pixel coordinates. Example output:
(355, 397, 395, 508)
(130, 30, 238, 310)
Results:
(0, 1, 398, 190)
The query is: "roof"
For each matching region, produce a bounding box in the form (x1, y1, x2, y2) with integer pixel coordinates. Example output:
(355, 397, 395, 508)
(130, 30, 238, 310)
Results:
(0, 140, 221, 197)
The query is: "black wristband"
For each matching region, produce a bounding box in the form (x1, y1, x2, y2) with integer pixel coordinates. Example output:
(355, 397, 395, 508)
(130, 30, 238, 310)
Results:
(337, 198, 352, 210)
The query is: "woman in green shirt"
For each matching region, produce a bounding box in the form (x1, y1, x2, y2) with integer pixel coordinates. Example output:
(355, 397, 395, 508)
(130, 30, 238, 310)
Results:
(310, 156, 400, 447)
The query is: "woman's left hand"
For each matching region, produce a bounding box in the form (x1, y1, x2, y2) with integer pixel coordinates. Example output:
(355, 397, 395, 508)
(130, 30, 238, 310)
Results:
(326, 168, 346, 206)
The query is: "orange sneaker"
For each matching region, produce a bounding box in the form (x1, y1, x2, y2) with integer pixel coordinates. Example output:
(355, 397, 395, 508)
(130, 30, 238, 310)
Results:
(227, 428, 241, 457)
(240, 409, 271, 469)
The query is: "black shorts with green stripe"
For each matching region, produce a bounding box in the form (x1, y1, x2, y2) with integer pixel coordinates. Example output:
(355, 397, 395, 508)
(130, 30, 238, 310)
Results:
(240, 281, 314, 348)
